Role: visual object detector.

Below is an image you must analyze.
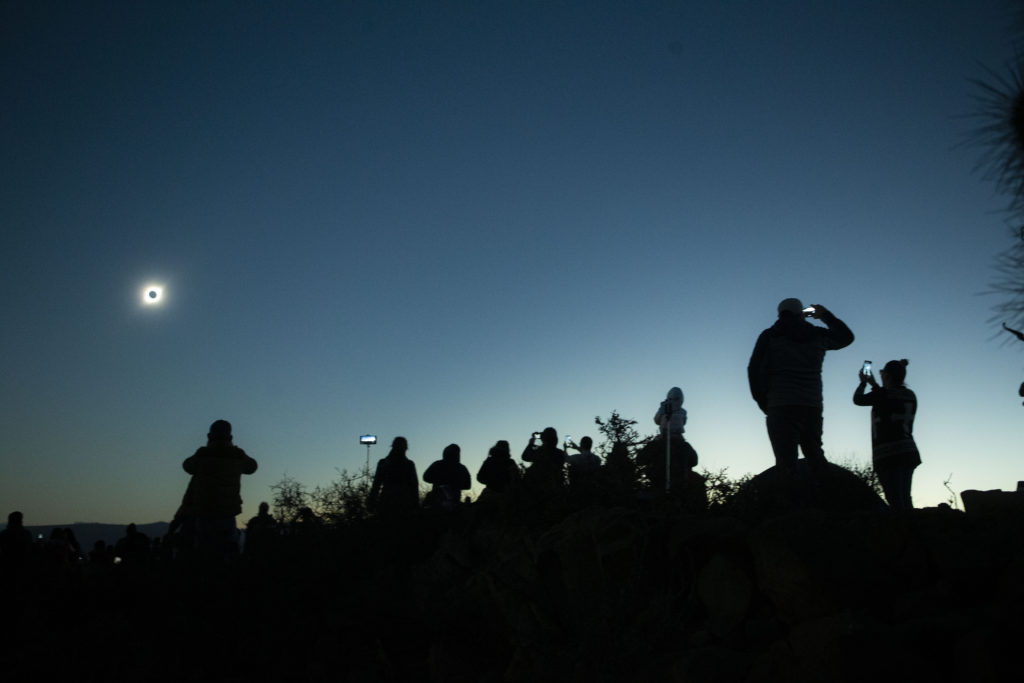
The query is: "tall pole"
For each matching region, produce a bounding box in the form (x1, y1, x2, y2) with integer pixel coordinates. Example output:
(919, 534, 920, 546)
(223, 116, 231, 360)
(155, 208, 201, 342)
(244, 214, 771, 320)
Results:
(360, 435, 377, 474)
(665, 432, 672, 493)
(664, 403, 672, 493)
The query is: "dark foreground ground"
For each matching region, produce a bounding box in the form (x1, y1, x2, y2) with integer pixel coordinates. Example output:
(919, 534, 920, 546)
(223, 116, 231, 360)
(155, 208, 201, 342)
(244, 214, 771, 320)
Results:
(4, 470, 1022, 682)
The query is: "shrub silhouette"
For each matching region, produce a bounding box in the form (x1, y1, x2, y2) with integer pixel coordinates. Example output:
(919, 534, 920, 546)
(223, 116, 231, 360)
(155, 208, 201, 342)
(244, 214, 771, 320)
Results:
(270, 468, 374, 528)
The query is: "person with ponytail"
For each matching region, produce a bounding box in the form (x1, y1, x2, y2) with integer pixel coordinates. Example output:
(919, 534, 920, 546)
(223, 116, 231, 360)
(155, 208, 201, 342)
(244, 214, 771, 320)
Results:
(853, 359, 921, 510)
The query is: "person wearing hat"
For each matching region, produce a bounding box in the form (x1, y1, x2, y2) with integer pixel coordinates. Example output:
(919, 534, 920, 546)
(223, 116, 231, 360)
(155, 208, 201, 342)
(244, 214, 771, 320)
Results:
(747, 299, 854, 467)
(181, 419, 258, 556)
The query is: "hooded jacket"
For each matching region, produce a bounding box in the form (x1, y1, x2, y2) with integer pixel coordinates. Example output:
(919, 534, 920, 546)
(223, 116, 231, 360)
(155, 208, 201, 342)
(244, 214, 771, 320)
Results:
(654, 386, 688, 435)
(748, 310, 853, 410)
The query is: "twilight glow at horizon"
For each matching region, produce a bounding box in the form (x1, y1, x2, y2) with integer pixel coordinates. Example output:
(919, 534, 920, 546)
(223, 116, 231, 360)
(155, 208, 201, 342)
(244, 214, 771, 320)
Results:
(2, 1, 1022, 526)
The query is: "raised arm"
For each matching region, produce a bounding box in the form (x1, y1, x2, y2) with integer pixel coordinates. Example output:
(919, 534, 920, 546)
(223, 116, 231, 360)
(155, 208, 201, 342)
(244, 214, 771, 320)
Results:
(853, 370, 878, 406)
(810, 304, 854, 350)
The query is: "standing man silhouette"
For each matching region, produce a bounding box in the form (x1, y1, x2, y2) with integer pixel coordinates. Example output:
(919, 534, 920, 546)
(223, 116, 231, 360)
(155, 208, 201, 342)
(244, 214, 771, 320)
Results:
(748, 299, 854, 467)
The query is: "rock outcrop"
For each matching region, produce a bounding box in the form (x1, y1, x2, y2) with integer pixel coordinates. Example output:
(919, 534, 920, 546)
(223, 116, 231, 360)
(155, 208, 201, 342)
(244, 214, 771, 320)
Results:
(7, 474, 1023, 682)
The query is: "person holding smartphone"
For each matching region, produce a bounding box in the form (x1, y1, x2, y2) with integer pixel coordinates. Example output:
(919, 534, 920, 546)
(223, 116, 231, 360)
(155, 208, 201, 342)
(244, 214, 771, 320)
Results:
(853, 359, 920, 510)
(521, 427, 567, 493)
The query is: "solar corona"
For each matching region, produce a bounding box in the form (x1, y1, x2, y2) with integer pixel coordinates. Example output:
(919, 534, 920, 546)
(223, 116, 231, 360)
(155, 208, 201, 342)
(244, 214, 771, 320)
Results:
(142, 284, 164, 305)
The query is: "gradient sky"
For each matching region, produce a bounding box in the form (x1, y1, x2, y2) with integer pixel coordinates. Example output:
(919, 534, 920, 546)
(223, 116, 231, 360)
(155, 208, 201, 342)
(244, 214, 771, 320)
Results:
(3, 1, 1023, 526)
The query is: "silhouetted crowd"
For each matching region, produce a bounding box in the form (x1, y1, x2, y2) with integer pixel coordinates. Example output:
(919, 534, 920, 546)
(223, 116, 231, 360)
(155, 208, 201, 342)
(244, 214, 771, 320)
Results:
(0, 512, 167, 592)
(2, 298, 939, 577)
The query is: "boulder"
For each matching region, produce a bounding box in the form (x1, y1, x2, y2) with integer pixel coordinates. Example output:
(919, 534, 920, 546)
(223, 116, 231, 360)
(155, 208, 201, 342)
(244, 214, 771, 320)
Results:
(532, 506, 651, 627)
(746, 510, 838, 624)
(746, 508, 904, 625)
(724, 460, 886, 519)
(697, 551, 754, 637)
(960, 488, 1024, 517)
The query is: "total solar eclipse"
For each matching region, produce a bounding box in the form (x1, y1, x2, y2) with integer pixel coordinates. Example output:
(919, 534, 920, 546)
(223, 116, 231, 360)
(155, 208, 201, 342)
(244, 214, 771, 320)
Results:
(142, 285, 164, 305)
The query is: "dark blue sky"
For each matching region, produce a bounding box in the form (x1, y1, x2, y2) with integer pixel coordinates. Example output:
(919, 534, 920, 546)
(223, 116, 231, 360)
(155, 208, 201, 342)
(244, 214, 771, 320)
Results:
(2, 1, 1021, 524)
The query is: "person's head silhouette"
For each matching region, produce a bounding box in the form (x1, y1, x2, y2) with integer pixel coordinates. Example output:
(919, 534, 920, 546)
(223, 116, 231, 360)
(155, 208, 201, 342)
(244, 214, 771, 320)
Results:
(208, 420, 233, 444)
(777, 298, 805, 318)
(442, 444, 461, 462)
(881, 359, 908, 387)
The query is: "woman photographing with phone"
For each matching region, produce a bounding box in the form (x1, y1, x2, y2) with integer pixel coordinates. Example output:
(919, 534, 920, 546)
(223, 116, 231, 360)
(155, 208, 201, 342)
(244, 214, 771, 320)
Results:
(853, 359, 921, 510)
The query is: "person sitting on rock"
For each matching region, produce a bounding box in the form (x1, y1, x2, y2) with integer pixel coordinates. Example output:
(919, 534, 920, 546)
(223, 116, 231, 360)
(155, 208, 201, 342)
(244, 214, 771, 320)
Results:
(639, 387, 699, 492)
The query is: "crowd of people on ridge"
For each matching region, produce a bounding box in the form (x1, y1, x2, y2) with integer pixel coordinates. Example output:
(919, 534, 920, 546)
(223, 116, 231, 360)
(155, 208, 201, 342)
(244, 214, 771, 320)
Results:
(2, 297, 934, 572)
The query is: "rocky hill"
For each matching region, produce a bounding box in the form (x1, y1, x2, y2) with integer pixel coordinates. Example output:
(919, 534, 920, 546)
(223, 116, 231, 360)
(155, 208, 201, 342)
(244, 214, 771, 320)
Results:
(3, 464, 1021, 682)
